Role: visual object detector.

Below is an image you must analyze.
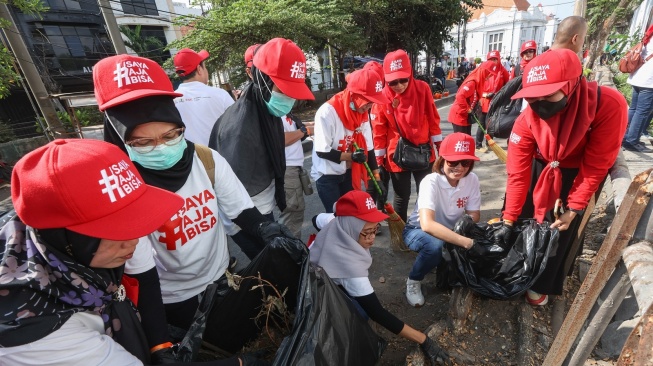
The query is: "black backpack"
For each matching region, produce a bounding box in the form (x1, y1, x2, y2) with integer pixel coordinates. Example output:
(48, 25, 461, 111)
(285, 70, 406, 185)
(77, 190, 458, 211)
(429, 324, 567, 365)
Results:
(486, 76, 523, 138)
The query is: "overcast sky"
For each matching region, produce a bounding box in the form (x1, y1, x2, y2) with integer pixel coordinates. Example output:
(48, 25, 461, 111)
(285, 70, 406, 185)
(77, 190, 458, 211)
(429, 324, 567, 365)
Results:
(539, 0, 576, 20)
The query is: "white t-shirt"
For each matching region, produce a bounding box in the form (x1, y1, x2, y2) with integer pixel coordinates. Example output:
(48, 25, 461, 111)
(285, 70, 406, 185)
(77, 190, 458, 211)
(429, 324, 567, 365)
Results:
(332, 277, 374, 297)
(407, 172, 481, 229)
(174, 81, 235, 146)
(627, 46, 653, 88)
(125, 149, 254, 304)
(0, 312, 142, 366)
(310, 103, 374, 181)
(282, 115, 304, 167)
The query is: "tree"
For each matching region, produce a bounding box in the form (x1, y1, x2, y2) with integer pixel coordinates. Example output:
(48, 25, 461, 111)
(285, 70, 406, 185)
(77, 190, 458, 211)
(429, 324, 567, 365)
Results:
(583, 0, 643, 69)
(0, 0, 48, 99)
(120, 25, 166, 64)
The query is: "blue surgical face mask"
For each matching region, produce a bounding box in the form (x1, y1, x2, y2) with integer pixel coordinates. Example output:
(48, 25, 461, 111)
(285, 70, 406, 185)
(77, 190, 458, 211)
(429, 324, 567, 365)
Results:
(265, 90, 296, 117)
(126, 135, 187, 170)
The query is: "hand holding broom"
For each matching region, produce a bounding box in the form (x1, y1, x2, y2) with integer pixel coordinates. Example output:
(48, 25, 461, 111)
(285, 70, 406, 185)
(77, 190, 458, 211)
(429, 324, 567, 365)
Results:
(353, 142, 409, 252)
(471, 114, 508, 163)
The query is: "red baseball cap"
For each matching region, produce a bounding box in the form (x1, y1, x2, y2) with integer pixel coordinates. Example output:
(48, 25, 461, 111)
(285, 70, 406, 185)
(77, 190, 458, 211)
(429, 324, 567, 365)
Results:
(512, 48, 582, 100)
(346, 69, 390, 105)
(363, 61, 384, 79)
(520, 40, 537, 55)
(244, 44, 261, 68)
(94, 54, 182, 111)
(487, 50, 500, 60)
(174, 48, 209, 76)
(335, 191, 389, 223)
(383, 50, 412, 81)
(439, 133, 480, 161)
(253, 38, 315, 100)
(12, 139, 184, 241)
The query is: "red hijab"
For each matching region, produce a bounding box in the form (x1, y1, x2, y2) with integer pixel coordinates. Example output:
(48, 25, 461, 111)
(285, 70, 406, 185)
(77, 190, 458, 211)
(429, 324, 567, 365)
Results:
(327, 90, 370, 190)
(382, 72, 435, 145)
(526, 77, 599, 220)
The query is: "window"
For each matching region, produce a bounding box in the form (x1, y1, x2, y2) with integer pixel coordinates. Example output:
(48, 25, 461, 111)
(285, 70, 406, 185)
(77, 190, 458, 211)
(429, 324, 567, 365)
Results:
(126, 25, 171, 62)
(43, 0, 81, 11)
(35, 25, 110, 73)
(488, 32, 503, 53)
(120, 0, 159, 16)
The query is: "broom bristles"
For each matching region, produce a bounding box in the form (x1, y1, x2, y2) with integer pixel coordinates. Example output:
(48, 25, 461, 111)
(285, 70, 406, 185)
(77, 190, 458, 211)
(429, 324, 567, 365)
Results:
(485, 134, 508, 163)
(384, 203, 409, 251)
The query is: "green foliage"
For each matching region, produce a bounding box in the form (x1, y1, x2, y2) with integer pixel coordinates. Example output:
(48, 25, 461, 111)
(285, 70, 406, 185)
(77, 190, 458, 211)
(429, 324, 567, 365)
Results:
(612, 70, 632, 104)
(474, 57, 482, 64)
(55, 107, 103, 132)
(0, 0, 48, 99)
(120, 25, 166, 64)
(0, 120, 16, 143)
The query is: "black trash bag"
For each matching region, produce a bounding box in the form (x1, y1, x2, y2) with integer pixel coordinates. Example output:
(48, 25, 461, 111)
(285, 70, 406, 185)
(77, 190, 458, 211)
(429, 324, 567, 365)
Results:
(273, 263, 386, 366)
(177, 236, 308, 361)
(486, 75, 523, 139)
(440, 218, 559, 300)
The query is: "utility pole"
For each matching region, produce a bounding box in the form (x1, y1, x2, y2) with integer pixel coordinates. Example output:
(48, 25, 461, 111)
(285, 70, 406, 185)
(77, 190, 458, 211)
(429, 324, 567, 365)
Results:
(573, 0, 586, 16)
(0, 3, 67, 137)
(98, 0, 127, 54)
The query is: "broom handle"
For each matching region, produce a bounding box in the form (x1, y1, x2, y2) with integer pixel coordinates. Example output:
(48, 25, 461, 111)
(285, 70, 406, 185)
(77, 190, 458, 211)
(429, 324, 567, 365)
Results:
(352, 142, 384, 198)
(471, 113, 488, 135)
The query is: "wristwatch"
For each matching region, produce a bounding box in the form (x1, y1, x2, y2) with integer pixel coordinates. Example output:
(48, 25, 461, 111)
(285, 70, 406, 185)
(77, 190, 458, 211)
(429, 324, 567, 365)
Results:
(566, 206, 585, 216)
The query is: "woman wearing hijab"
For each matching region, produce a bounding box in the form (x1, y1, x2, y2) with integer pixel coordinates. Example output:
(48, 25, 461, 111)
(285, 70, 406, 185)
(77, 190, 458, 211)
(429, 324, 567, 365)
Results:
(97, 54, 294, 337)
(209, 38, 312, 257)
(510, 40, 537, 80)
(311, 68, 389, 213)
(447, 62, 494, 136)
(494, 49, 627, 306)
(372, 49, 442, 223)
(310, 191, 451, 366)
(475, 50, 509, 151)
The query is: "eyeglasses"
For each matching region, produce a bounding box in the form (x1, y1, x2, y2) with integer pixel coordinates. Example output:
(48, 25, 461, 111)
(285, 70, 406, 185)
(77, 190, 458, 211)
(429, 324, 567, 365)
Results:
(388, 78, 409, 87)
(360, 224, 381, 239)
(126, 127, 185, 153)
(523, 50, 536, 55)
(445, 159, 473, 168)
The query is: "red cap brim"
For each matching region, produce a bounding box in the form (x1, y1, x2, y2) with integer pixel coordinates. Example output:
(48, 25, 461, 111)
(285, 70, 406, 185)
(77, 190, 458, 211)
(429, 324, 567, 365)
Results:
(364, 93, 390, 105)
(511, 80, 568, 100)
(356, 210, 389, 223)
(98, 90, 183, 111)
(271, 76, 315, 100)
(385, 70, 411, 82)
(68, 185, 184, 241)
(198, 50, 209, 61)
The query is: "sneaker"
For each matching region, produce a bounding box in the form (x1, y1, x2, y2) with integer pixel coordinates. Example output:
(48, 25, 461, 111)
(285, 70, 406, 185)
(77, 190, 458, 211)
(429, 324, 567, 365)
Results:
(525, 289, 548, 306)
(622, 141, 653, 153)
(478, 146, 488, 153)
(406, 279, 425, 307)
(642, 133, 653, 140)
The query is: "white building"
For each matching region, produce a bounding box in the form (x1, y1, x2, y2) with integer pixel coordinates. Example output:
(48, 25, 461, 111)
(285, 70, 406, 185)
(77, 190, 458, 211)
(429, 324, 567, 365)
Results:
(629, 0, 653, 38)
(444, 0, 560, 64)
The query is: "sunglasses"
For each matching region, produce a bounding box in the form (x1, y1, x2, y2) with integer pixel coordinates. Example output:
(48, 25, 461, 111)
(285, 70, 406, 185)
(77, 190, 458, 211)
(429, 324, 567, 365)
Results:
(388, 78, 409, 87)
(445, 159, 473, 168)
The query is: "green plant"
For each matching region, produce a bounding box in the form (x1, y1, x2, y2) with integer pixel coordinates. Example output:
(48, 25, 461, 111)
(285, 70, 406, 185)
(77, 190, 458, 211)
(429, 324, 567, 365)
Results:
(612, 69, 631, 104)
(474, 57, 482, 65)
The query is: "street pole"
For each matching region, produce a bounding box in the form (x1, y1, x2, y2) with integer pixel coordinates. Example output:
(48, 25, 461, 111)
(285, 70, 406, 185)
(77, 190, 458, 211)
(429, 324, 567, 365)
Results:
(0, 3, 67, 137)
(98, 0, 127, 54)
(573, 0, 586, 16)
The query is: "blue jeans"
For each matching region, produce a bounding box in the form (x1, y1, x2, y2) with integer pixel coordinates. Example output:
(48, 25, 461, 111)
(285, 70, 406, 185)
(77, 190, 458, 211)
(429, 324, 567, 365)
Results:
(403, 225, 444, 281)
(316, 169, 353, 213)
(624, 85, 653, 145)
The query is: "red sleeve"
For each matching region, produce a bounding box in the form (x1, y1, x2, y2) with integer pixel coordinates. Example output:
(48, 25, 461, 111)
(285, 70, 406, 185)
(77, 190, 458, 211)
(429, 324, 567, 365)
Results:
(509, 67, 515, 80)
(503, 114, 537, 221)
(566, 88, 628, 210)
(423, 83, 442, 141)
(371, 103, 389, 152)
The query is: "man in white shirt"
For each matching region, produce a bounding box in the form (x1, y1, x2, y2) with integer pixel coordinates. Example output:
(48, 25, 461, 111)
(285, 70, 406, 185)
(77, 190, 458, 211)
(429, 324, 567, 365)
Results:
(173, 48, 234, 146)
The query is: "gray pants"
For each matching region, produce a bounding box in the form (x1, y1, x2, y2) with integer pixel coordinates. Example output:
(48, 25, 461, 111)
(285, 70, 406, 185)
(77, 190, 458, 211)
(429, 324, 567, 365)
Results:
(279, 166, 305, 239)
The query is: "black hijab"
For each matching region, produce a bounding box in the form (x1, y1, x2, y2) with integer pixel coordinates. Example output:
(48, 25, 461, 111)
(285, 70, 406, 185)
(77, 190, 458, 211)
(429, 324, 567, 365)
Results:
(208, 66, 287, 211)
(0, 219, 150, 362)
(103, 95, 196, 192)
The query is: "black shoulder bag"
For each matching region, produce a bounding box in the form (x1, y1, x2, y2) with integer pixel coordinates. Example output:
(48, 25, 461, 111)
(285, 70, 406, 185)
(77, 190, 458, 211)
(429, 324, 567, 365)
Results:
(391, 111, 432, 171)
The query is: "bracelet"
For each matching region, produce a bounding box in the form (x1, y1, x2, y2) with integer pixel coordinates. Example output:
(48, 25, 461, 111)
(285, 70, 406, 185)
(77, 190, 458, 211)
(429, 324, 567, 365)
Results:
(567, 207, 585, 216)
(503, 219, 514, 226)
(150, 342, 173, 353)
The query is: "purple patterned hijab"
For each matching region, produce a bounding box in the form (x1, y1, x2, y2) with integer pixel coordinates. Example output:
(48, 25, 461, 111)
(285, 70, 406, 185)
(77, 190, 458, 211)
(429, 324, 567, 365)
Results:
(0, 217, 149, 362)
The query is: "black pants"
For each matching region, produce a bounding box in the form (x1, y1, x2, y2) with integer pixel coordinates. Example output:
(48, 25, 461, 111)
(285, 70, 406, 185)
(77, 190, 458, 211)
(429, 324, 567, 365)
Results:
(390, 165, 432, 223)
(452, 123, 472, 136)
(509, 159, 605, 295)
(474, 112, 488, 148)
(231, 211, 274, 259)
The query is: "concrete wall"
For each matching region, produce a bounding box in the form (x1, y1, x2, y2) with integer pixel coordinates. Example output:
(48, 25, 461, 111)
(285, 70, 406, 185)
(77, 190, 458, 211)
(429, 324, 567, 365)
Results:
(0, 136, 50, 164)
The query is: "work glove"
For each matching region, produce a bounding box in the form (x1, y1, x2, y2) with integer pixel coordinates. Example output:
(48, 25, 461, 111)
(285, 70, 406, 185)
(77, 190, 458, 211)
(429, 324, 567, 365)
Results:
(351, 148, 367, 164)
(366, 178, 388, 209)
(257, 221, 296, 244)
(466, 239, 489, 257)
(420, 336, 453, 366)
(376, 155, 385, 168)
(457, 214, 476, 236)
(493, 222, 514, 249)
(240, 353, 272, 366)
(151, 346, 177, 364)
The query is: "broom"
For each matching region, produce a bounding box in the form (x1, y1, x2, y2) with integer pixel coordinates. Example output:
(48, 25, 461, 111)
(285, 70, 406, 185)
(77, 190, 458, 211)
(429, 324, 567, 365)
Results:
(471, 114, 508, 163)
(353, 142, 409, 252)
